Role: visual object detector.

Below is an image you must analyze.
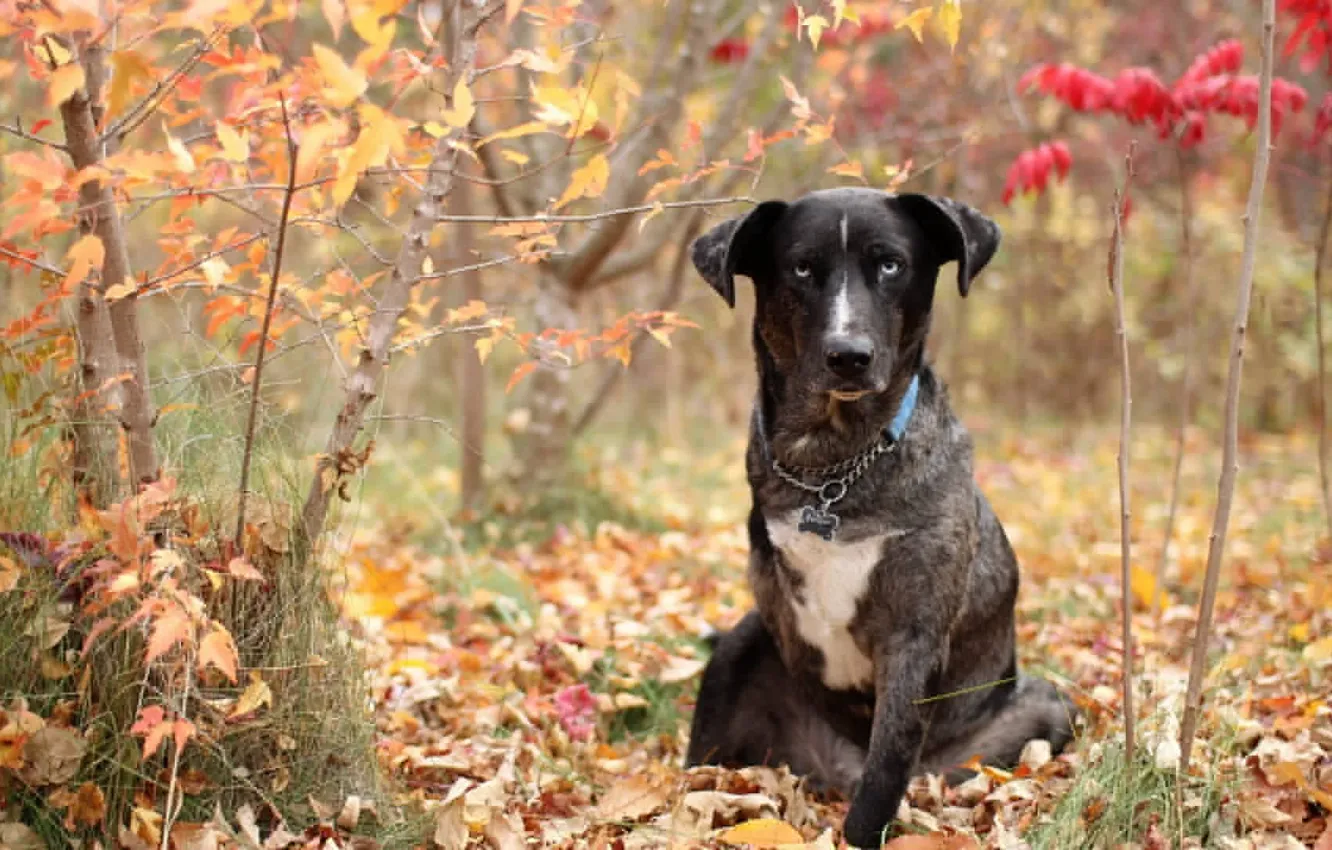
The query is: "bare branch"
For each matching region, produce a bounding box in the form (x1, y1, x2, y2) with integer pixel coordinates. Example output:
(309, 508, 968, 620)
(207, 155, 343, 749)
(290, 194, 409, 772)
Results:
(436, 196, 754, 225)
(236, 97, 298, 550)
(1108, 142, 1136, 766)
(1178, 0, 1277, 774)
(0, 245, 65, 277)
(1, 118, 68, 150)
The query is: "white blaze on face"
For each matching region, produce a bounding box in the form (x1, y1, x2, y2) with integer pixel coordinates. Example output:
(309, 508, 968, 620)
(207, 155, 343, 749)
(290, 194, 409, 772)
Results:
(831, 213, 853, 335)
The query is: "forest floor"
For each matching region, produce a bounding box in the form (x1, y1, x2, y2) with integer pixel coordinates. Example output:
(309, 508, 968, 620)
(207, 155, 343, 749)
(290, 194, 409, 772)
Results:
(338, 422, 1331, 849)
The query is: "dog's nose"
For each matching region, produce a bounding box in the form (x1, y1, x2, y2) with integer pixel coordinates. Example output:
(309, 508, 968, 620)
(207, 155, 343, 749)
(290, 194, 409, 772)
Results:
(824, 336, 875, 379)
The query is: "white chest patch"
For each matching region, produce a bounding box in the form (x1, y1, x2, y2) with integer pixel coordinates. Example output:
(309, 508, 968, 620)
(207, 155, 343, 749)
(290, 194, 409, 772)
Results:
(766, 512, 897, 690)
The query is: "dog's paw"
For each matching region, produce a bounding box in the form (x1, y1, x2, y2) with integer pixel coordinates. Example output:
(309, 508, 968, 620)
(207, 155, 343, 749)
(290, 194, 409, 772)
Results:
(841, 803, 891, 849)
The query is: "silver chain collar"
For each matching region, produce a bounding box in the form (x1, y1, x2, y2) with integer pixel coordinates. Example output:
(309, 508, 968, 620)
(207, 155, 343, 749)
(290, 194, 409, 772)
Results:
(769, 431, 898, 541)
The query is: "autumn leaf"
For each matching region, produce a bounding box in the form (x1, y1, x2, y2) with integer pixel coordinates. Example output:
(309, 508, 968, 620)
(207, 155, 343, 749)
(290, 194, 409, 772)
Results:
(440, 77, 476, 129)
(475, 335, 497, 363)
(215, 121, 249, 162)
(145, 605, 193, 664)
(198, 624, 239, 683)
(804, 14, 829, 49)
(1303, 635, 1332, 663)
(936, 0, 962, 51)
(171, 718, 196, 759)
(131, 706, 170, 759)
(108, 50, 153, 119)
(716, 818, 804, 847)
(68, 782, 107, 827)
(505, 361, 538, 394)
(0, 556, 18, 593)
(47, 63, 86, 108)
(314, 43, 368, 108)
(229, 672, 273, 719)
(447, 299, 489, 324)
(226, 556, 264, 581)
(898, 6, 933, 42)
(165, 127, 196, 173)
(555, 153, 610, 209)
(62, 234, 104, 292)
(829, 160, 865, 180)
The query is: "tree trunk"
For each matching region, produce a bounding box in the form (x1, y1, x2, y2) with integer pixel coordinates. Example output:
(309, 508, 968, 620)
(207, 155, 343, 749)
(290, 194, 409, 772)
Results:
(60, 38, 159, 498)
(507, 276, 579, 487)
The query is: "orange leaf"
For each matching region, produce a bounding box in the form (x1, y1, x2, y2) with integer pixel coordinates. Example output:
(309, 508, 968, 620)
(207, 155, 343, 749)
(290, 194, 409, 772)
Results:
(145, 606, 193, 664)
(48, 64, 86, 108)
(715, 818, 804, 847)
(63, 234, 104, 292)
(505, 361, 538, 393)
(171, 719, 196, 759)
(131, 706, 170, 759)
(198, 625, 239, 683)
(226, 556, 264, 581)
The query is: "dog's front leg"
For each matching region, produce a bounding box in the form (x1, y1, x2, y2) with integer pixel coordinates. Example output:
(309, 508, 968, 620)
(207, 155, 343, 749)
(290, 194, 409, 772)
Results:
(841, 625, 944, 848)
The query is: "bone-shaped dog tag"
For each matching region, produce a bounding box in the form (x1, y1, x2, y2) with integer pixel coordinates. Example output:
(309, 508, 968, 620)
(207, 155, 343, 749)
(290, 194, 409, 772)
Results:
(798, 505, 839, 541)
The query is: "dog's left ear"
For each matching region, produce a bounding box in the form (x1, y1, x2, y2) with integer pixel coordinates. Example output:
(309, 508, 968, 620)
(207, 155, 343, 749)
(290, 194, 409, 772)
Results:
(894, 194, 1001, 297)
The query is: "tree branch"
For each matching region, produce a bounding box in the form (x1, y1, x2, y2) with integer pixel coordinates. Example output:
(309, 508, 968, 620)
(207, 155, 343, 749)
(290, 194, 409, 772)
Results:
(235, 98, 298, 550)
(1178, 0, 1276, 774)
(300, 0, 500, 545)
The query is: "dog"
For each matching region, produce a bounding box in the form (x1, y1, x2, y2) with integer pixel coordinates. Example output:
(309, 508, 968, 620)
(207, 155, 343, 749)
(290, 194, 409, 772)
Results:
(683, 188, 1074, 848)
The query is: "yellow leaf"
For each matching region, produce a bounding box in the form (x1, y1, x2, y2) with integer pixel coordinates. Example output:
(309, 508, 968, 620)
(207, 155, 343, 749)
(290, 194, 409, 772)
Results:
(165, 128, 196, 173)
(200, 257, 230, 287)
(104, 281, 136, 301)
(313, 43, 368, 108)
(804, 14, 829, 48)
(215, 122, 249, 162)
(505, 361, 538, 393)
(1130, 565, 1169, 611)
(108, 51, 153, 120)
(348, 0, 401, 56)
(478, 121, 550, 147)
(198, 626, 239, 683)
(475, 336, 496, 364)
(828, 160, 864, 179)
(440, 77, 475, 128)
(1303, 635, 1332, 663)
(294, 120, 338, 185)
(638, 201, 664, 234)
(936, 0, 962, 51)
(715, 818, 804, 848)
(647, 326, 673, 348)
(48, 63, 86, 108)
(501, 149, 529, 166)
(0, 556, 18, 593)
(555, 153, 609, 209)
(447, 299, 488, 324)
(1289, 622, 1310, 643)
(898, 6, 933, 42)
(229, 672, 273, 718)
(531, 85, 599, 137)
(63, 234, 105, 291)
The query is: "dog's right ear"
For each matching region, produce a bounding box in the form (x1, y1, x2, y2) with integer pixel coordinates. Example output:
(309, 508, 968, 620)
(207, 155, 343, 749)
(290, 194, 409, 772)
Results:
(691, 201, 788, 308)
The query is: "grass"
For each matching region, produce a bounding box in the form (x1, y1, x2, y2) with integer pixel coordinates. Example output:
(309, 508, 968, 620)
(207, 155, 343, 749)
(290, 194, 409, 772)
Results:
(1025, 738, 1239, 849)
(0, 384, 427, 849)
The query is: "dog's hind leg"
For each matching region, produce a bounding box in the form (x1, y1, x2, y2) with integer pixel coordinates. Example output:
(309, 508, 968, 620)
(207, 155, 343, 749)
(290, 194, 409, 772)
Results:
(686, 610, 866, 796)
(918, 675, 1076, 783)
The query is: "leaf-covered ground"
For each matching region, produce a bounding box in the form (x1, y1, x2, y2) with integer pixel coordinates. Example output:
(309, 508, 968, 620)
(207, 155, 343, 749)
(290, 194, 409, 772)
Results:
(337, 424, 1332, 849)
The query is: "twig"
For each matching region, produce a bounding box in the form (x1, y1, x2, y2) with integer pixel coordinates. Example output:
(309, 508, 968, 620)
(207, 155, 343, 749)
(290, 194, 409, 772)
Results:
(1179, 0, 1276, 774)
(1, 118, 68, 150)
(103, 29, 220, 145)
(1108, 141, 1137, 765)
(1314, 163, 1332, 541)
(571, 213, 701, 436)
(235, 98, 298, 550)
(434, 196, 755, 225)
(0, 244, 65, 277)
(137, 233, 266, 293)
(1156, 150, 1200, 623)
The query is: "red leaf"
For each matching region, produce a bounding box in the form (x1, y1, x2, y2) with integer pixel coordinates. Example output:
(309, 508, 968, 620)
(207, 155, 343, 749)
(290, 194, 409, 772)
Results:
(1050, 141, 1072, 178)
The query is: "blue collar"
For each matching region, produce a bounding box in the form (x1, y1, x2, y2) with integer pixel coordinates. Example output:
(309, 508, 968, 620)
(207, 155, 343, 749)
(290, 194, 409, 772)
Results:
(885, 373, 920, 444)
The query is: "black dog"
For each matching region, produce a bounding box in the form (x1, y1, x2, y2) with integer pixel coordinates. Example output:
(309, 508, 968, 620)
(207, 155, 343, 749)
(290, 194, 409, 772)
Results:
(684, 188, 1073, 848)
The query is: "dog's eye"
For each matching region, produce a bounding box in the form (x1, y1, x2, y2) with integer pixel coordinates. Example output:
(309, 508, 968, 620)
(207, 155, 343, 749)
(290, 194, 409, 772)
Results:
(878, 258, 904, 279)
(793, 262, 813, 279)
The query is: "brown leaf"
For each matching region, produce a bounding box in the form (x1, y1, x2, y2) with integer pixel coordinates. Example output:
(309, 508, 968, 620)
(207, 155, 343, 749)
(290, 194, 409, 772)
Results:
(594, 775, 669, 822)
(0, 823, 46, 850)
(69, 781, 106, 826)
(20, 726, 87, 786)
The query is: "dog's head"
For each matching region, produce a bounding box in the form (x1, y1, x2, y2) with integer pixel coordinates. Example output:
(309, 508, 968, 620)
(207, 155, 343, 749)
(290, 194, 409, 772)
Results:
(692, 188, 998, 420)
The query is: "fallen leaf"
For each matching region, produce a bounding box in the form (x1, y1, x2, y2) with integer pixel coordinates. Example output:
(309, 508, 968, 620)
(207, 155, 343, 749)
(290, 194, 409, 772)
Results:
(229, 672, 273, 719)
(716, 817, 804, 847)
(20, 726, 87, 785)
(595, 775, 669, 822)
(69, 781, 107, 826)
